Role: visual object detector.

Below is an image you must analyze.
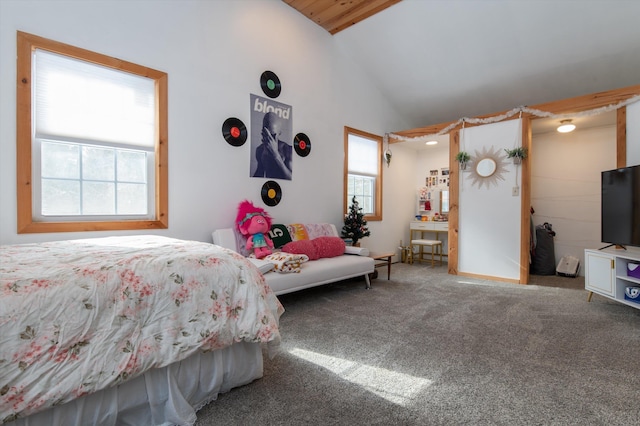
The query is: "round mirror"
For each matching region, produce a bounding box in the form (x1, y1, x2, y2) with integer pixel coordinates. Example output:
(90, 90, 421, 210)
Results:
(476, 158, 497, 177)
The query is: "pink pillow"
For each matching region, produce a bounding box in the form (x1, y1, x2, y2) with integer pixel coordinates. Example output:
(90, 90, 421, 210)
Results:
(312, 237, 346, 258)
(282, 239, 319, 260)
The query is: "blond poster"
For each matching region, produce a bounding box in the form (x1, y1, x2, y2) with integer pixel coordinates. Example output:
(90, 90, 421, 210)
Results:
(250, 94, 293, 180)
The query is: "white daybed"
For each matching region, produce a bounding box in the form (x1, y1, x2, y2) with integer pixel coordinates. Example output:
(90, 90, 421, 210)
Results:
(212, 223, 374, 295)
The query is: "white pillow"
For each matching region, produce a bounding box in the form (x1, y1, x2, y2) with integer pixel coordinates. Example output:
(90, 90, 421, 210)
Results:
(344, 246, 369, 256)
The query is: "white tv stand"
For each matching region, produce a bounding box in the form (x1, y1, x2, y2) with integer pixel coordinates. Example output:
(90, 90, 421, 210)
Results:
(585, 246, 640, 309)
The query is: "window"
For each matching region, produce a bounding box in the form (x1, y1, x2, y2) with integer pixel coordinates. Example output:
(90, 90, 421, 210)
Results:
(16, 31, 168, 233)
(344, 127, 382, 221)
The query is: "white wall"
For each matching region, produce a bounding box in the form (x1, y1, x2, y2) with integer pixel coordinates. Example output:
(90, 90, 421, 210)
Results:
(377, 143, 420, 256)
(414, 143, 450, 190)
(0, 0, 409, 250)
(459, 120, 522, 280)
(531, 125, 616, 276)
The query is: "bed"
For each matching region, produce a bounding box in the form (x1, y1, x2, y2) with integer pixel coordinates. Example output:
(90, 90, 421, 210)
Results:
(0, 235, 284, 425)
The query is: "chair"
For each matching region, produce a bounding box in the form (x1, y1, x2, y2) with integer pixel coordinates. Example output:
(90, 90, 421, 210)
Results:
(410, 239, 443, 267)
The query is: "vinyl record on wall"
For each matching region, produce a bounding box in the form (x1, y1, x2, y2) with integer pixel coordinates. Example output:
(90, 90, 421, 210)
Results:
(260, 70, 281, 98)
(222, 117, 247, 146)
(294, 133, 311, 157)
(261, 180, 282, 206)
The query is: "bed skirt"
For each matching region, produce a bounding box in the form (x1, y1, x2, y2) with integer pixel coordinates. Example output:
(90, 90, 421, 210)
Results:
(6, 342, 263, 426)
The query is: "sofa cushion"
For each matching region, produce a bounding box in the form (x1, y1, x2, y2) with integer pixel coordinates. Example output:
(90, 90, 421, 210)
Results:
(312, 236, 346, 258)
(304, 223, 338, 239)
(282, 239, 319, 260)
(233, 229, 252, 257)
(287, 223, 309, 241)
(269, 224, 292, 248)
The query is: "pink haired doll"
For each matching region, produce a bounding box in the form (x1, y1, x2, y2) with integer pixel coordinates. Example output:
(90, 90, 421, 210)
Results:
(235, 200, 274, 259)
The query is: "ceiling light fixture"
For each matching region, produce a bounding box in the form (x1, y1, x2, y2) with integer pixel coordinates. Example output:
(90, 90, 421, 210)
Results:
(425, 140, 438, 145)
(557, 119, 576, 133)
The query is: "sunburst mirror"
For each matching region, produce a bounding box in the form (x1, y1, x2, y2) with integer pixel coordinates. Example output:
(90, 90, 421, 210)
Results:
(467, 146, 509, 189)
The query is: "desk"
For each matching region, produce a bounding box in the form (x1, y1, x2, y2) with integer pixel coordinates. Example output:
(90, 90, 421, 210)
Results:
(410, 221, 448, 242)
(410, 221, 448, 261)
(370, 252, 394, 280)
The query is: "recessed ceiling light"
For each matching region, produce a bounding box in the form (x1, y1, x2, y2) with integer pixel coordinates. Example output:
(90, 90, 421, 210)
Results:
(425, 140, 438, 145)
(557, 119, 576, 133)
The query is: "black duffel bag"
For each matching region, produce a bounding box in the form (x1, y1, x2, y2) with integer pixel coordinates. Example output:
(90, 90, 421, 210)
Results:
(531, 223, 556, 275)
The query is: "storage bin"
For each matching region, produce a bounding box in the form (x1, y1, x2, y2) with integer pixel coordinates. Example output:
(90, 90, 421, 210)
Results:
(624, 286, 640, 304)
(628, 263, 640, 279)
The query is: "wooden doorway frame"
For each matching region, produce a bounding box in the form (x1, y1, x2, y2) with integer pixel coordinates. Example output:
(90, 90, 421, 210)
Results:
(390, 85, 640, 283)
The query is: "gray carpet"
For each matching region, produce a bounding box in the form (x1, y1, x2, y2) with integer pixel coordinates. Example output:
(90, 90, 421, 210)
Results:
(195, 263, 640, 425)
(527, 272, 585, 291)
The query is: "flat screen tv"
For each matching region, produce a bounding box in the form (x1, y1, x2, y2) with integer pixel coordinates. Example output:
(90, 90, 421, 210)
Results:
(601, 164, 640, 249)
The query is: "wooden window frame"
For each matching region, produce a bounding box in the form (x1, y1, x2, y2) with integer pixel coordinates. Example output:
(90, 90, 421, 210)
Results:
(343, 126, 383, 221)
(16, 31, 168, 234)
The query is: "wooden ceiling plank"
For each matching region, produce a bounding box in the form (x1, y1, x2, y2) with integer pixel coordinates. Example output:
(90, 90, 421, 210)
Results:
(284, 0, 401, 35)
(321, 0, 399, 26)
(284, 0, 341, 23)
(329, 0, 401, 34)
(310, 4, 351, 28)
(283, 0, 317, 11)
(302, 0, 345, 14)
(287, 0, 369, 30)
(321, 1, 393, 29)
(308, 1, 359, 22)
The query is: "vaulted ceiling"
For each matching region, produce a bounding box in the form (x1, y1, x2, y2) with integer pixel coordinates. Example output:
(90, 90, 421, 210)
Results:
(284, 0, 640, 135)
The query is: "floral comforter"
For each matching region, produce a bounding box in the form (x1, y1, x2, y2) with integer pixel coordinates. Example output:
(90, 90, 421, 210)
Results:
(0, 236, 284, 423)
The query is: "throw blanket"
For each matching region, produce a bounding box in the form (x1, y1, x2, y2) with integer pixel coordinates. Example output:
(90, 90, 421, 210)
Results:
(264, 252, 309, 273)
(0, 236, 284, 423)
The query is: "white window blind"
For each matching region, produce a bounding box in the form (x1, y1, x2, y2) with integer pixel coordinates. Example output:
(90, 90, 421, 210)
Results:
(34, 49, 155, 149)
(32, 49, 156, 220)
(348, 134, 378, 175)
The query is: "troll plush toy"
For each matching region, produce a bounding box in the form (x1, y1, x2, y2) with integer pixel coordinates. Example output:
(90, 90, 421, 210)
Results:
(235, 200, 274, 259)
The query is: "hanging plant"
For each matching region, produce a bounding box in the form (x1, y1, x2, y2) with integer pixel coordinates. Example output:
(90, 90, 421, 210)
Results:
(504, 147, 528, 164)
(384, 148, 392, 167)
(455, 151, 471, 170)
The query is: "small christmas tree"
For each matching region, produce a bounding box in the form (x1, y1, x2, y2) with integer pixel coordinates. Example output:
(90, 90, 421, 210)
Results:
(341, 196, 371, 245)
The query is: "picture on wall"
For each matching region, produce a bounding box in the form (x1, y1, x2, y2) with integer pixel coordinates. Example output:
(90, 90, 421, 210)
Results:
(250, 94, 293, 180)
(426, 172, 449, 188)
(426, 176, 438, 187)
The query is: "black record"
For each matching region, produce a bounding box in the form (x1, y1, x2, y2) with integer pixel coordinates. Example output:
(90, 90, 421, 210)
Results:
(222, 117, 247, 146)
(260, 70, 281, 98)
(261, 180, 282, 206)
(294, 133, 311, 157)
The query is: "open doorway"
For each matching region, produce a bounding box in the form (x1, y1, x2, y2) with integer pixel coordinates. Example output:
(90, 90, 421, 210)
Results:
(527, 111, 617, 288)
